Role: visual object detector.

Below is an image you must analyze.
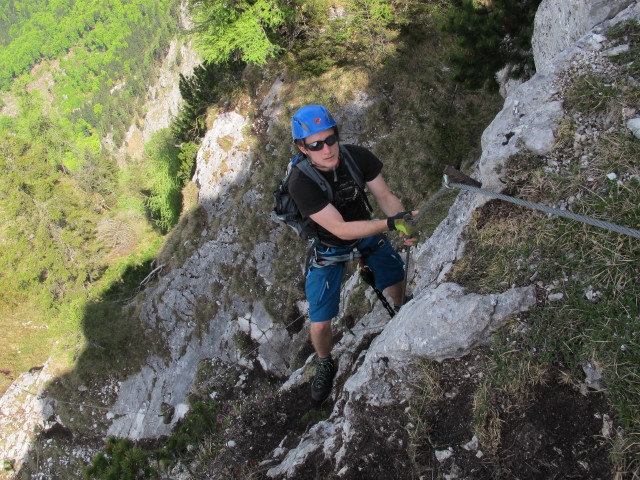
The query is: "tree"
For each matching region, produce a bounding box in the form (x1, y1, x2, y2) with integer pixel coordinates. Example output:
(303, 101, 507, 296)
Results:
(74, 148, 118, 199)
(172, 60, 245, 143)
(144, 129, 182, 232)
(187, 0, 298, 65)
(443, 0, 541, 89)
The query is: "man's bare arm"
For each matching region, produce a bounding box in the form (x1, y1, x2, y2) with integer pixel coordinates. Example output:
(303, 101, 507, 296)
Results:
(366, 175, 405, 216)
(309, 204, 388, 241)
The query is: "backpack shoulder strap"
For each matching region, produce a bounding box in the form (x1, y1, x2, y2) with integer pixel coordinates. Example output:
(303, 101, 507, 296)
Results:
(295, 156, 334, 203)
(340, 145, 365, 189)
(340, 144, 373, 215)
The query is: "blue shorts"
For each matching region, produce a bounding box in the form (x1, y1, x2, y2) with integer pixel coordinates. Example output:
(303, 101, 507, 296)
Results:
(306, 234, 405, 323)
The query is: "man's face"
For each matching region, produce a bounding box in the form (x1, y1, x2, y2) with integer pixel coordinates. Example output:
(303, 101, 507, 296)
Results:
(299, 128, 340, 172)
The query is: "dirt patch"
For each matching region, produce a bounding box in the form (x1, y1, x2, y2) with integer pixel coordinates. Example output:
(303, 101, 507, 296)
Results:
(497, 381, 613, 479)
(400, 355, 613, 480)
(196, 352, 614, 479)
(192, 380, 331, 479)
(274, 410, 408, 480)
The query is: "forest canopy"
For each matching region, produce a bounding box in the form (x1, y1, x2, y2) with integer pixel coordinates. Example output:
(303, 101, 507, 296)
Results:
(0, 0, 176, 91)
(0, 0, 182, 393)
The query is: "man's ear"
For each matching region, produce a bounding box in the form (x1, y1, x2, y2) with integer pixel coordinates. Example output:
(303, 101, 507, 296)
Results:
(297, 144, 308, 155)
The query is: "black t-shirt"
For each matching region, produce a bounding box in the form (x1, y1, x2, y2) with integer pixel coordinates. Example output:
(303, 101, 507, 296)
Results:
(288, 144, 383, 247)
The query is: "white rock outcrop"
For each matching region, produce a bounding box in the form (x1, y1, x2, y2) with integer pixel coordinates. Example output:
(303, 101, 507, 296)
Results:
(118, 38, 201, 160)
(343, 283, 536, 403)
(532, 0, 634, 74)
(0, 364, 55, 469)
(194, 111, 253, 218)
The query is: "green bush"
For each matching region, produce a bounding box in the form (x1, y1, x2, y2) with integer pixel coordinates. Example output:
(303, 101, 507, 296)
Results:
(162, 401, 222, 455)
(86, 401, 222, 479)
(84, 437, 158, 480)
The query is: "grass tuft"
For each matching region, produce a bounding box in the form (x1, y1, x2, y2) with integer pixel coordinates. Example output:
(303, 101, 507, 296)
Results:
(407, 359, 443, 467)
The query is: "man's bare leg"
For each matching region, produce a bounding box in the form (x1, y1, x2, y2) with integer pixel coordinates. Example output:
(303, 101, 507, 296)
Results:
(310, 320, 333, 358)
(385, 281, 406, 308)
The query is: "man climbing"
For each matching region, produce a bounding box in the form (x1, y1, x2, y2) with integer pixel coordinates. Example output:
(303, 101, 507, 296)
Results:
(287, 104, 417, 402)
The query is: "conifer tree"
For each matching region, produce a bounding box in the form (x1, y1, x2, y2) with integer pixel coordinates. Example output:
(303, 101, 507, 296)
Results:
(443, 0, 541, 89)
(187, 0, 297, 66)
(172, 60, 244, 143)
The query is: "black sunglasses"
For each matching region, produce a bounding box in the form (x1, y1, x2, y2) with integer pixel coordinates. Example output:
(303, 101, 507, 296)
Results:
(304, 133, 339, 151)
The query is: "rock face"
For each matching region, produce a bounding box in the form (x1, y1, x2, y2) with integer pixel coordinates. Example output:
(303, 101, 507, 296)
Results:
(106, 234, 304, 438)
(477, 72, 564, 191)
(481, 0, 638, 191)
(119, 38, 201, 160)
(193, 112, 253, 218)
(532, 0, 634, 74)
(141, 39, 201, 145)
(0, 364, 55, 468)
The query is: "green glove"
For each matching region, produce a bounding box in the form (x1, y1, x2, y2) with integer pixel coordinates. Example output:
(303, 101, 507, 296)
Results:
(387, 211, 417, 236)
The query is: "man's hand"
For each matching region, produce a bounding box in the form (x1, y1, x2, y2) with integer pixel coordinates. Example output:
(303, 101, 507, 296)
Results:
(387, 211, 418, 237)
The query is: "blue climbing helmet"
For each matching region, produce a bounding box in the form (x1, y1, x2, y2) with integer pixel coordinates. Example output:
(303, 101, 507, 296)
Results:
(291, 105, 337, 141)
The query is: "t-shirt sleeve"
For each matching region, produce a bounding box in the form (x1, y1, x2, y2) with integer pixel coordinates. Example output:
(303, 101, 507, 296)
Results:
(289, 168, 330, 217)
(344, 144, 383, 182)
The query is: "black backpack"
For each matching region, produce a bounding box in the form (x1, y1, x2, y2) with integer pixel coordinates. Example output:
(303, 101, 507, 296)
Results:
(273, 145, 367, 239)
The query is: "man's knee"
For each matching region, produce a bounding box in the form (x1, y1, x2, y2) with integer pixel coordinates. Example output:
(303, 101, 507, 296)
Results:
(310, 320, 332, 336)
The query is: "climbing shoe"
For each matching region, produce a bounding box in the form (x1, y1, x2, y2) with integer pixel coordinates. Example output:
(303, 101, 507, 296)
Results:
(311, 357, 336, 402)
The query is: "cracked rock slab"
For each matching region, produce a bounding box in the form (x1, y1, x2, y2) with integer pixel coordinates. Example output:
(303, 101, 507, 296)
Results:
(343, 283, 537, 406)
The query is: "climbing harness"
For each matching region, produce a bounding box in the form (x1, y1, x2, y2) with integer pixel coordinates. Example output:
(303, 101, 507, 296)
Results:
(309, 249, 362, 269)
(308, 236, 397, 318)
(418, 166, 640, 239)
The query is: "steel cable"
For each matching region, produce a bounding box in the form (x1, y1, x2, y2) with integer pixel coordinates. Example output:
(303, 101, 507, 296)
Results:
(447, 181, 640, 239)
